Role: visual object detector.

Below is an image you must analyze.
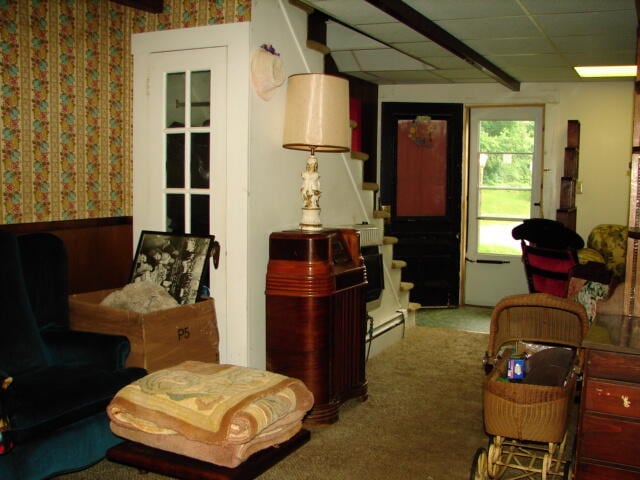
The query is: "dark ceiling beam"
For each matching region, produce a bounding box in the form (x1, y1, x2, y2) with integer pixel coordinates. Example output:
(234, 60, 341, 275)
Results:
(364, 0, 520, 91)
(109, 0, 163, 13)
(305, 8, 436, 71)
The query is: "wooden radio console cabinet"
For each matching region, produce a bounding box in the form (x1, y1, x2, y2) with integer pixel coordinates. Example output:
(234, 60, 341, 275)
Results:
(265, 228, 368, 425)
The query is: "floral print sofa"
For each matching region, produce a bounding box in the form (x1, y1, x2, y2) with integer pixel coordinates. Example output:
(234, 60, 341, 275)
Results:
(578, 224, 628, 281)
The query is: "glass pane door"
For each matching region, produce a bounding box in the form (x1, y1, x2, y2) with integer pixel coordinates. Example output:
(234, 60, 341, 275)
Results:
(165, 70, 212, 235)
(477, 119, 535, 255)
(464, 106, 543, 306)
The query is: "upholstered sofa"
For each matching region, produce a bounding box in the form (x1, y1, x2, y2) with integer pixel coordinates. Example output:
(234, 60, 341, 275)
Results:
(0, 231, 146, 479)
(578, 224, 628, 281)
(575, 224, 628, 317)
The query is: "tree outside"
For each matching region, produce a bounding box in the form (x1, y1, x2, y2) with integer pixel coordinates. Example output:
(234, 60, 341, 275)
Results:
(477, 120, 535, 254)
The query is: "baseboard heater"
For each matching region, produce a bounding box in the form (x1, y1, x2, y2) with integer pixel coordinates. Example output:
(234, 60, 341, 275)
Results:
(366, 311, 406, 344)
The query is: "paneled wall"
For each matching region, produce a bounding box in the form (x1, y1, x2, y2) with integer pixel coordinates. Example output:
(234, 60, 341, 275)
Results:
(0, 0, 250, 224)
(0, 217, 133, 294)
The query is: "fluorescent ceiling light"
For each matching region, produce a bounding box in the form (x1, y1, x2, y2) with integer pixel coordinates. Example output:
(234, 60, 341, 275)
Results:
(574, 65, 637, 78)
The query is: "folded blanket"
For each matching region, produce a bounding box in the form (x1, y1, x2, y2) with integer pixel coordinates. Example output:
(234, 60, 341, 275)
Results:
(107, 361, 314, 467)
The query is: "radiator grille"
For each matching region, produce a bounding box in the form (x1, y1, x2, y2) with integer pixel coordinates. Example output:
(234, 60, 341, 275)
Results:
(346, 224, 382, 247)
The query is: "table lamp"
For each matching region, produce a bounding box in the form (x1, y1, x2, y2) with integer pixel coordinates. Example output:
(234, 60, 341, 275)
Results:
(282, 73, 350, 231)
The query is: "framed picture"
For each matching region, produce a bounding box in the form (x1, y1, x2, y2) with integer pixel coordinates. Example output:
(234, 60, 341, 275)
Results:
(130, 231, 216, 305)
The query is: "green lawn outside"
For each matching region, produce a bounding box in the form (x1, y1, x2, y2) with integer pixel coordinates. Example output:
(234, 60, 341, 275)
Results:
(480, 188, 530, 217)
(477, 188, 529, 255)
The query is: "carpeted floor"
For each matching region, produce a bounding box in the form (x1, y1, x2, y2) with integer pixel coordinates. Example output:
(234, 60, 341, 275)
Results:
(416, 305, 492, 333)
(58, 327, 490, 480)
(57, 311, 579, 480)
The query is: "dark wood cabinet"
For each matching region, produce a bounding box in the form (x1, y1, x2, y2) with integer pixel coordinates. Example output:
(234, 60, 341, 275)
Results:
(575, 347, 640, 478)
(265, 228, 368, 425)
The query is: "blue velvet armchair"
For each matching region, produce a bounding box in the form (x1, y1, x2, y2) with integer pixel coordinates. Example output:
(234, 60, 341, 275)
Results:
(0, 230, 146, 479)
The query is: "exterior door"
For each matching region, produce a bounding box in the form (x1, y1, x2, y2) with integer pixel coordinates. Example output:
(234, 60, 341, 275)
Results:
(464, 106, 544, 306)
(380, 102, 463, 307)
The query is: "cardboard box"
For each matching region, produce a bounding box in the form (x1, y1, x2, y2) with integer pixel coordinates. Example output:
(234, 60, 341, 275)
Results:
(69, 289, 219, 372)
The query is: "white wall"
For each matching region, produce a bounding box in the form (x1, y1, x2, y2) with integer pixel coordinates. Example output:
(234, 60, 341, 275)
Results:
(246, 0, 367, 368)
(379, 81, 634, 242)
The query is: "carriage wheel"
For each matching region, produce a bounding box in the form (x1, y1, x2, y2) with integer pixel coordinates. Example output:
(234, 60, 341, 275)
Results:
(487, 438, 503, 478)
(541, 452, 550, 480)
(469, 448, 489, 480)
(563, 460, 574, 480)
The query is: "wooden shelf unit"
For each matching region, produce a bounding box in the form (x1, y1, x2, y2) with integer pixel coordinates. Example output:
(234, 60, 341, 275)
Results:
(557, 120, 580, 230)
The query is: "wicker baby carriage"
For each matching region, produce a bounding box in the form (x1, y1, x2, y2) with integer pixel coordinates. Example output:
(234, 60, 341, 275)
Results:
(470, 293, 588, 480)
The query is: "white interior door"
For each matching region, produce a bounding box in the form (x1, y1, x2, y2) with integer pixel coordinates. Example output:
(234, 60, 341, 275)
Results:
(133, 47, 227, 337)
(464, 106, 544, 306)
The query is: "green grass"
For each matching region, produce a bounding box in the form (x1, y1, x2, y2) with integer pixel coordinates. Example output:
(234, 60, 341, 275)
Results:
(480, 189, 530, 217)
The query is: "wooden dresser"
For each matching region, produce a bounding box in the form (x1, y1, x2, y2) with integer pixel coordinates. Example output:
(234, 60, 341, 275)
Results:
(575, 314, 640, 479)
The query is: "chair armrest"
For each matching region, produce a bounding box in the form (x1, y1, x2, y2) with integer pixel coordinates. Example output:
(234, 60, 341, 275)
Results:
(41, 330, 131, 370)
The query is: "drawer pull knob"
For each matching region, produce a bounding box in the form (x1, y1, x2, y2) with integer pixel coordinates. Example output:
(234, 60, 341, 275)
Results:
(622, 395, 632, 408)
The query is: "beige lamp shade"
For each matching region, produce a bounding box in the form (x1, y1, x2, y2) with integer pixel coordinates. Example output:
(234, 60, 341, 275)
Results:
(282, 73, 350, 152)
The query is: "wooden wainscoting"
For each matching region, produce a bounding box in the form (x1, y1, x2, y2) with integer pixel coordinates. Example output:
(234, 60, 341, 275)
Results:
(0, 217, 133, 294)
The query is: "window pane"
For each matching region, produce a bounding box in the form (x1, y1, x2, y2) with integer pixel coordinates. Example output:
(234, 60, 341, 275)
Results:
(478, 219, 522, 255)
(480, 152, 532, 189)
(191, 194, 209, 236)
(479, 120, 534, 154)
(395, 118, 447, 216)
(191, 133, 210, 189)
(479, 188, 531, 218)
(190, 70, 211, 127)
(166, 194, 184, 233)
(166, 72, 185, 128)
(166, 133, 185, 188)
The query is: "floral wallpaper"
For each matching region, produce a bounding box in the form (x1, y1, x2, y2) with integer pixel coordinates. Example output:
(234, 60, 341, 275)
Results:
(0, 0, 250, 224)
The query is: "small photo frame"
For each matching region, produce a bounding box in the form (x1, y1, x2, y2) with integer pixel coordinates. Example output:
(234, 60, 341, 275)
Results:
(130, 230, 216, 305)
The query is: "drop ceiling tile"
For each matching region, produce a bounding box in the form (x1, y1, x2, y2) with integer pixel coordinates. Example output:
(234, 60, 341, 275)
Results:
(404, 0, 524, 20)
(505, 66, 582, 82)
(436, 16, 540, 40)
(326, 21, 386, 50)
(357, 22, 430, 43)
(565, 50, 636, 66)
(534, 11, 635, 37)
(465, 37, 554, 56)
(551, 34, 635, 53)
(391, 41, 458, 58)
(330, 51, 361, 71)
(341, 71, 388, 83)
(364, 70, 449, 84)
(520, 0, 634, 15)
(435, 68, 493, 80)
(421, 55, 474, 70)
(353, 48, 429, 71)
(303, 0, 637, 85)
(487, 53, 569, 68)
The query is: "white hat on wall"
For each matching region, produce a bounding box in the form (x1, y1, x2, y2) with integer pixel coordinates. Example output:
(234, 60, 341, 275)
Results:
(251, 44, 285, 101)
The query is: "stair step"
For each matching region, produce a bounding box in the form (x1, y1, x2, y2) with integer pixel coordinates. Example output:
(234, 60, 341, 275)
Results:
(351, 151, 369, 161)
(362, 182, 379, 192)
(408, 302, 422, 311)
(373, 209, 390, 219)
(306, 39, 329, 54)
(391, 259, 407, 269)
(400, 281, 414, 292)
(383, 236, 398, 245)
